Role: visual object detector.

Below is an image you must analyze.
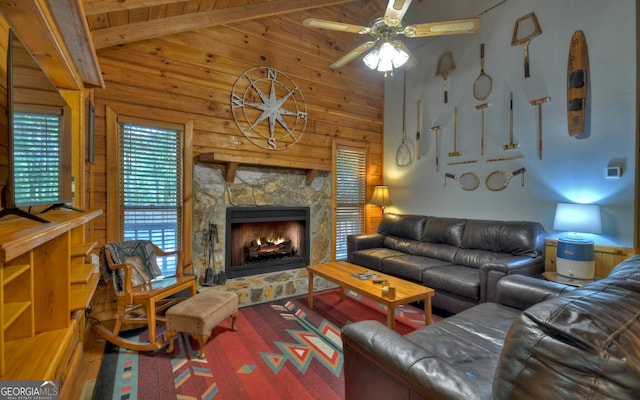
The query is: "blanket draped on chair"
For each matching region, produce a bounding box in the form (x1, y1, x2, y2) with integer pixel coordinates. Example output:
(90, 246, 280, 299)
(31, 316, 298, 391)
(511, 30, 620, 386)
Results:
(100, 240, 163, 292)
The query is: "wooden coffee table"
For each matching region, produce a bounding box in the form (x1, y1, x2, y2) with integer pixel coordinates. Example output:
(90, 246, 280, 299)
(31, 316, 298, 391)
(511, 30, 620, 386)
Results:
(307, 261, 435, 329)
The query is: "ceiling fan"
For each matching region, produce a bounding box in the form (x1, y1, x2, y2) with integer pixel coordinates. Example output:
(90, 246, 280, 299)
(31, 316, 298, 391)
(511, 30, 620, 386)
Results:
(303, 0, 480, 71)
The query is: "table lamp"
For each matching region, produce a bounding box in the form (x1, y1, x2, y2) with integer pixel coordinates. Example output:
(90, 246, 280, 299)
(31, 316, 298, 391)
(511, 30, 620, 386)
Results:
(553, 202, 602, 279)
(370, 186, 392, 212)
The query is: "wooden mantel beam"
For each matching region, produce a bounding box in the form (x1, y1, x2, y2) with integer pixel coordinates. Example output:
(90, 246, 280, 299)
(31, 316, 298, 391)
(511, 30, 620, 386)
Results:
(92, 0, 358, 49)
(196, 152, 330, 184)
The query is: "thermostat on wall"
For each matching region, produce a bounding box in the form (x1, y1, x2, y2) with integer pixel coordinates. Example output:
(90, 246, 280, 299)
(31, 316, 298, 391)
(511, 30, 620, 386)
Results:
(606, 165, 622, 179)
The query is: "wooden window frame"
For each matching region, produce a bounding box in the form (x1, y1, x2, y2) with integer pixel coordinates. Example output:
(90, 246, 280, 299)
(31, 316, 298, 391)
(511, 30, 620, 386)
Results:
(105, 106, 194, 269)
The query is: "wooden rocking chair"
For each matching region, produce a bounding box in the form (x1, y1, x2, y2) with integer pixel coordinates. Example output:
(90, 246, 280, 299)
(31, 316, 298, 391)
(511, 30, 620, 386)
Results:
(94, 240, 197, 351)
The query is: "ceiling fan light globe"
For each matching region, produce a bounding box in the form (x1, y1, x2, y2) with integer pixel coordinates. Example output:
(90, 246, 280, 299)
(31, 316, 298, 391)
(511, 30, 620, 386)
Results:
(363, 49, 380, 69)
(392, 47, 409, 68)
(379, 42, 396, 62)
(377, 59, 394, 72)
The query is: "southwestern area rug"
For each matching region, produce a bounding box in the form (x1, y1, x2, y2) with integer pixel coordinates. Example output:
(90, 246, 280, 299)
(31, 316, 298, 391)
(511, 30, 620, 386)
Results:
(93, 289, 436, 400)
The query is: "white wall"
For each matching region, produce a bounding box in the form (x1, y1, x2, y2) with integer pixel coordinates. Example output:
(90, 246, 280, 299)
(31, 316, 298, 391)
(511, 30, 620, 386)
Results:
(383, 0, 636, 247)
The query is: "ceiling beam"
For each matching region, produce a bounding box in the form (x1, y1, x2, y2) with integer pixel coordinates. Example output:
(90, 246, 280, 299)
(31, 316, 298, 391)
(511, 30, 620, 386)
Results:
(83, 0, 191, 16)
(92, 0, 359, 49)
(0, 0, 82, 90)
(48, 0, 104, 88)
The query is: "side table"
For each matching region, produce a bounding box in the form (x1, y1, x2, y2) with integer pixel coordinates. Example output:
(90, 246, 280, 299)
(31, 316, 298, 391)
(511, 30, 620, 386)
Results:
(542, 271, 597, 287)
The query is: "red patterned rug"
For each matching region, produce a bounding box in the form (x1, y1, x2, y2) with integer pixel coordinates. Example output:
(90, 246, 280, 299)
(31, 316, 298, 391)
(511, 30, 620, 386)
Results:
(94, 289, 438, 399)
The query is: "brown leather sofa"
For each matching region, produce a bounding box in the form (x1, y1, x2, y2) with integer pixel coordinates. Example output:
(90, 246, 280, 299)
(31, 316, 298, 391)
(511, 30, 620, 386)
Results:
(341, 255, 640, 400)
(347, 213, 546, 314)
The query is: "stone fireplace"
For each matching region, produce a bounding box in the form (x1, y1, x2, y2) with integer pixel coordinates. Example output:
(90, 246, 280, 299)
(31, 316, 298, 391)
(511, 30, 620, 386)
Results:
(225, 206, 310, 278)
(192, 162, 333, 306)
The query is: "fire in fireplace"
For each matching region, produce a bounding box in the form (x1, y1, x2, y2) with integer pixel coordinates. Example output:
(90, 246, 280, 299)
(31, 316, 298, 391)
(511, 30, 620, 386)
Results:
(225, 207, 310, 278)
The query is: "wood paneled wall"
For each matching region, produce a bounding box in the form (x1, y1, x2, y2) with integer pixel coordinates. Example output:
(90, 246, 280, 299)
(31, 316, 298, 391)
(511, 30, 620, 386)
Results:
(90, 3, 387, 247)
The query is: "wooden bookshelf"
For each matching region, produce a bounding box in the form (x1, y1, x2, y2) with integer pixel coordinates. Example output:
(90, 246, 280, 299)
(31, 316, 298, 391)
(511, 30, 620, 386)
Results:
(0, 209, 102, 382)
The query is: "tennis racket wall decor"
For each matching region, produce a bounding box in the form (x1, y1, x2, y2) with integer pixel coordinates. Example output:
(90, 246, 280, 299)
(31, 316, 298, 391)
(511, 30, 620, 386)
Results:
(473, 43, 493, 100)
(436, 51, 456, 104)
(445, 171, 480, 191)
(512, 12, 542, 78)
(486, 167, 526, 191)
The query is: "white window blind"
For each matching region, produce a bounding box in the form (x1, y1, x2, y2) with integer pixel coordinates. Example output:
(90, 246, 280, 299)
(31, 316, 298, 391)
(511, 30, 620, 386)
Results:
(119, 121, 183, 276)
(13, 110, 63, 206)
(335, 146, 366, 260)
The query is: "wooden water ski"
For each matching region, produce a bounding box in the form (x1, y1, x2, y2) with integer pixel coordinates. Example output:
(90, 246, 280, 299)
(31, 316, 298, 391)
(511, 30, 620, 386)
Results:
(567, 30, 589, 136)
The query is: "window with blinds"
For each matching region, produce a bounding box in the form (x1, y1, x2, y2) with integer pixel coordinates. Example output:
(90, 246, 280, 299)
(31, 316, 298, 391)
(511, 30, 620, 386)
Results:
(119, 121, 183, 276)
(335, 145, 367, 260)
(12, 110, 63, 206)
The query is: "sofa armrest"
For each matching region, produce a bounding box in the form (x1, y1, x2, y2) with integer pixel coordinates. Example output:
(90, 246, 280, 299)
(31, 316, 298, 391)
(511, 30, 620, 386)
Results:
(341, 320, 431, 399)
(496, 274, 576, 310)
(479, 256, 545, 302)
(347, 233, 385, 261)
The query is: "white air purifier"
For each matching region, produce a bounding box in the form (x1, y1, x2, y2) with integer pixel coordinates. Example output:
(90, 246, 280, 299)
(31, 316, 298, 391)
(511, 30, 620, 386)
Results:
(556, 238, 595, 280)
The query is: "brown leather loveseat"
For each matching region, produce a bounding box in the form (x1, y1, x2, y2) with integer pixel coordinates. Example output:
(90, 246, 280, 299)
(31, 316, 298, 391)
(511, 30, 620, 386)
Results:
(347, 213, 546, 314)
(341, 255, 640, 399)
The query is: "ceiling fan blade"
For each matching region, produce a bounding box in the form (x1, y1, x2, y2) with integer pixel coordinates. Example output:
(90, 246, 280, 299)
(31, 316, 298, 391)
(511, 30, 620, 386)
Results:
(303, 18, 370, 34)
(330, 40, 378, 69)
(383, 0, 413, 26)
(404, 17, 481, 37)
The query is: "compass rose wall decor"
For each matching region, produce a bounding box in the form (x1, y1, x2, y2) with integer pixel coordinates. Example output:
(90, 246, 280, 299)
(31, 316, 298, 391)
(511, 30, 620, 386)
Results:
(231, 66, 307, 151)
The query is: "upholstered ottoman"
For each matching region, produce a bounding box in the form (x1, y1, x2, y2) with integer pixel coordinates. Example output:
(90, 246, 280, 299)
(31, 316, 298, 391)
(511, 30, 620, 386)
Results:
(165, 290, 239, 359)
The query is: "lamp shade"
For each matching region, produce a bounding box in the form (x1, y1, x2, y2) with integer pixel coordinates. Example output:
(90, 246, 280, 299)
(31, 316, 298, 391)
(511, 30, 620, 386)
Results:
(553, 203, 602, 234)
(370, 186, 392, 207)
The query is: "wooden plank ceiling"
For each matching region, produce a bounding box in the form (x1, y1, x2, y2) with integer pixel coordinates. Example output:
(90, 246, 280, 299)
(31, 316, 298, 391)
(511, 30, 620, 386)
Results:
(84, 0, 389, 49)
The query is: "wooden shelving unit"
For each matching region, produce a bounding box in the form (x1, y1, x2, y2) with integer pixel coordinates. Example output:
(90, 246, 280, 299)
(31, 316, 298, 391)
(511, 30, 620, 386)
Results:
(0, 209, 102, 381)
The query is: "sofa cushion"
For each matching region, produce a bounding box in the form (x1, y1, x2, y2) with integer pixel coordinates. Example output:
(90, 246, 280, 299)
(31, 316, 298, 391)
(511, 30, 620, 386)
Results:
(453, 248, 512, 268)
(349, 248, 405, 271)
(382, 236, 419, 255)
(493, 268, 640, 399)
(421, 216, 466, 247)
(402, 302, 521, 400)
(460, 219, 544, 257)
(422, 265, 480, 300)
(381, 255, 453, 282)
(377, 213, 427, 241)
(414, 242, 458, 263)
